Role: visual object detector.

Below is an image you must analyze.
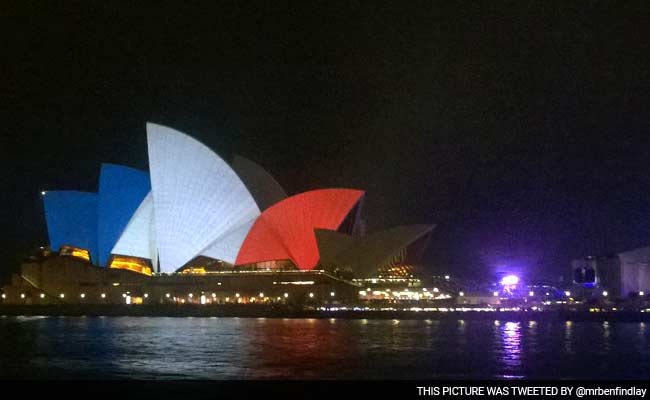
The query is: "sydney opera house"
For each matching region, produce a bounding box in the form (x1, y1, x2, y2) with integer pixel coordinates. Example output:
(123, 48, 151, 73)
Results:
(1, 123, 435, 306)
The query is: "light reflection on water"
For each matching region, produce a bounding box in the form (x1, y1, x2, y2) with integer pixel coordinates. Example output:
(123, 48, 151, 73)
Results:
(563, 321, 575, 355)
(494, 321, 522, 379)
(2, 317, 650, 379)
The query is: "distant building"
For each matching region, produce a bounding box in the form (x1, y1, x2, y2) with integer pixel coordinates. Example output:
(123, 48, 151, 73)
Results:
(571, 245, 650, 298)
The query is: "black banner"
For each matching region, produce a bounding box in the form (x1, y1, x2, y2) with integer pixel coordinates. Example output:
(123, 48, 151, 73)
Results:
(5, 380, 650, 400)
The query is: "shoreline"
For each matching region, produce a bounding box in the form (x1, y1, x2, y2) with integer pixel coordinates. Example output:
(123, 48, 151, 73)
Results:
(2, 305, 650, 322)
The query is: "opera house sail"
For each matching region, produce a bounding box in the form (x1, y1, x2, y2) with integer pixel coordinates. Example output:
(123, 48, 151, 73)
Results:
(235, 189, 365, 270)
(231, 155, 288, 211)
(111, 193, 158, 272)
(146, 123, 260, 272)
(97, 163, 151, 267)
(43, 191, 99, 263)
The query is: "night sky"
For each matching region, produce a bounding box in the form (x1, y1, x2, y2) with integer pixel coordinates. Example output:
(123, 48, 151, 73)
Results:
(2, 4, 650, 282)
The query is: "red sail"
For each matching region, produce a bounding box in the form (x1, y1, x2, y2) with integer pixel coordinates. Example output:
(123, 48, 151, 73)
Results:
(235, 189, 364, 270)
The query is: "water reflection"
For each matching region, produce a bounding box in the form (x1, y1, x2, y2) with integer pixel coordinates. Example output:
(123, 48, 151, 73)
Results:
(601, 321, 612, 353)
(635, 322, 646, 353)
(563, 320, 575, 355)
(2, 317, 650, 379)
(495, 321, 523, 379)
(456, 320, 467, 347)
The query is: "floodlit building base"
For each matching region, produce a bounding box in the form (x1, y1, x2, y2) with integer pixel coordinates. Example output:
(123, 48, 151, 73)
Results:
(0, 256, 359, 306)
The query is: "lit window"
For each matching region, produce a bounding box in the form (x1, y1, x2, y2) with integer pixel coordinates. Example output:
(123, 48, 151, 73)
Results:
(109, 256, 152, 276)
(60, 245, 90, 261)
(181, 267, 206, 275)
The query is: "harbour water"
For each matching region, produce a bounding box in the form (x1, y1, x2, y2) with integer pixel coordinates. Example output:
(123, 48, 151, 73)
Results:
(1, 316, 649, 379)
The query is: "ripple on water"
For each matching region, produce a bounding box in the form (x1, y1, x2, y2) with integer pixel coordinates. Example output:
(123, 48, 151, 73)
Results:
(0, 317, 649, 379)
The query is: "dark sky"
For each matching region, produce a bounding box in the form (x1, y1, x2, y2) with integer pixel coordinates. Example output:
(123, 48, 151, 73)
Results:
(2, 3, 650, 282)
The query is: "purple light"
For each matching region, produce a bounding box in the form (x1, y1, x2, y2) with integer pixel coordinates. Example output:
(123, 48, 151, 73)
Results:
(500, 275, 519, 286)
